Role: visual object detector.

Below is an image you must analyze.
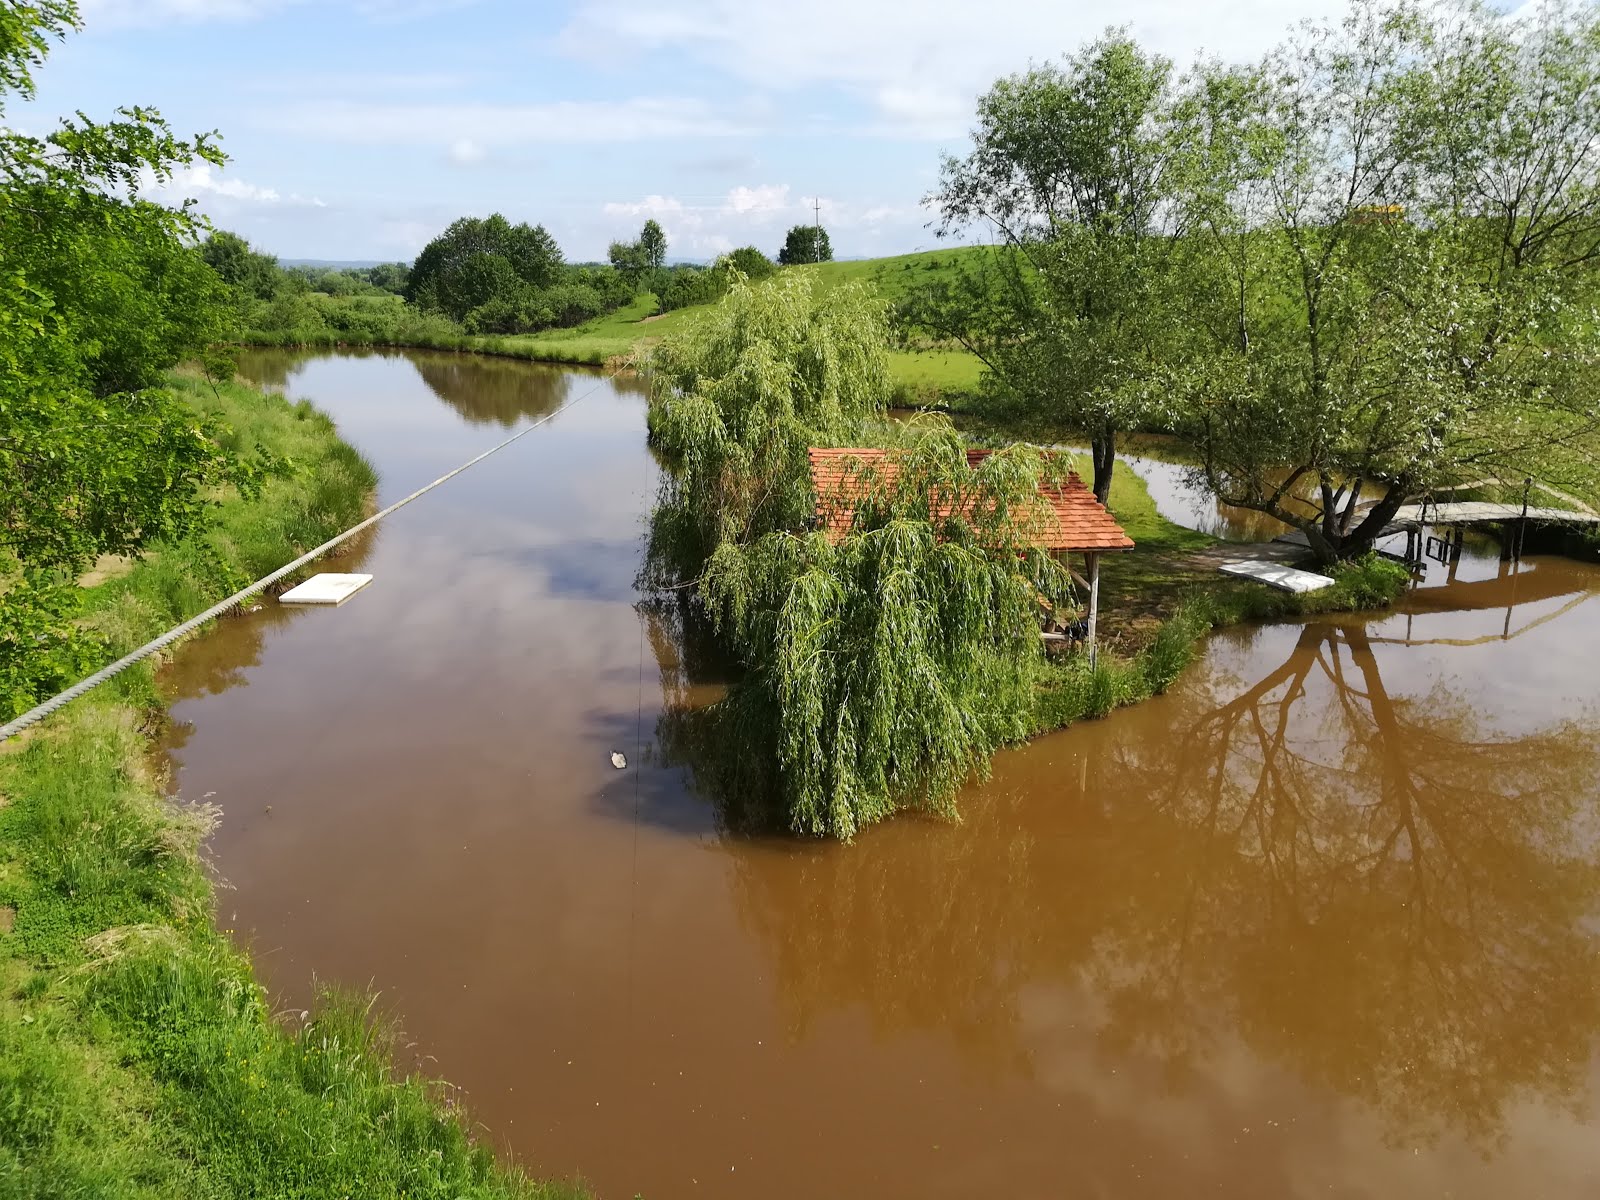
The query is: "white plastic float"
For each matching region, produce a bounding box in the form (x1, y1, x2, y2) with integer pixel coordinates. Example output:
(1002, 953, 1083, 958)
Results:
(278, 573, 374, 606)
(1217, 560, 1335, 594)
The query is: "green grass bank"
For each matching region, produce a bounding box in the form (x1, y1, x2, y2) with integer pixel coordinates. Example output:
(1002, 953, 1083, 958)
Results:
(243, 249, 989, 402)
(0, 376, 585, 1199)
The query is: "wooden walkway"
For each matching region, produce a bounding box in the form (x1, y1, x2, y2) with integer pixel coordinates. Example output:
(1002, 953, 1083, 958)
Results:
(1386, 501, 1600, 531)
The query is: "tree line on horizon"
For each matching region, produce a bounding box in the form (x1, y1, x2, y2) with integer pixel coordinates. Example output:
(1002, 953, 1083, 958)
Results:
(206, 211, 836, 345)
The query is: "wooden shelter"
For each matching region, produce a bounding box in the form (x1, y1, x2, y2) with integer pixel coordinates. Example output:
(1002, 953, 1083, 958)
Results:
(806, 447, 1134, 656)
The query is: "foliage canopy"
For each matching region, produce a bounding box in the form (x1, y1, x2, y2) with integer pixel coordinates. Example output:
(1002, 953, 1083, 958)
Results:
(778, 223, 833, 265)
(920, 33, 1186, 504)
(1164, 0, 1600, 560)
(406, 213, 633, 334)
(0, 0, 261, 715)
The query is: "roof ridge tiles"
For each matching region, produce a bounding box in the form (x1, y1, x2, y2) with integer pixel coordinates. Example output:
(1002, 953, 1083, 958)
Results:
(806, 445, 1133, 552)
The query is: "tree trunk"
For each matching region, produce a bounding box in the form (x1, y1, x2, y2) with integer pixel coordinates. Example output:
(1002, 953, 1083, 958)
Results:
(1091, 427, 1116, 507)
(1287, 478, 1410, 565)
(1334, 481, 1410, 560)
(1302, 524, 1339, 565)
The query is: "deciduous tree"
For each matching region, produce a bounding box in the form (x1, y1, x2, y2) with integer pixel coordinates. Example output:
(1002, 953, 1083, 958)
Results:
(0, 0, 258, 713)
(921, 33, 1187, 504)
(644, 273, 1075, 838)
(201, 230, 279, 300)
(608, 237, 647, 285)
(778, 223, 832, 265)
(721, 245, 776, 280)
(406, 213, 563, 322)
(639, 218, 667, 272)
(1167, 0, 1600, 561)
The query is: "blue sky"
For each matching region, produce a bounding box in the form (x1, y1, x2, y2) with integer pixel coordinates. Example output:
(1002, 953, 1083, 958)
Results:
(17, 0, 1389, 262)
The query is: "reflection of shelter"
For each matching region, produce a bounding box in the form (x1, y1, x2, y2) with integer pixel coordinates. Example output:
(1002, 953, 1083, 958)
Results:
(806, 448, 1133, 654)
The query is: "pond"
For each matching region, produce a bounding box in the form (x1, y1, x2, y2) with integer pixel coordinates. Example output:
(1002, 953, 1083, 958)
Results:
(159, 348, 1600, 1199)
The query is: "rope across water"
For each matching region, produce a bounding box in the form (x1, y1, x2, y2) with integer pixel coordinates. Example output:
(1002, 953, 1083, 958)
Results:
(0, 366, 620, 745)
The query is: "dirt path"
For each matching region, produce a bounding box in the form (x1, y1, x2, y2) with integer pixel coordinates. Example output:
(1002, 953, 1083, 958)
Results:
(1178, 540, 1307, 570)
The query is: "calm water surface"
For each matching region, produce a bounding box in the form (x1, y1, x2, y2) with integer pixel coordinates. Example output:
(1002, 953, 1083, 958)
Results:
(160, 349, 1600, 1199)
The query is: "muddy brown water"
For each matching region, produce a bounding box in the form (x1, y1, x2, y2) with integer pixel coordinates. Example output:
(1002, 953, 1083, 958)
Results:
(160, 349, 1600, 1199)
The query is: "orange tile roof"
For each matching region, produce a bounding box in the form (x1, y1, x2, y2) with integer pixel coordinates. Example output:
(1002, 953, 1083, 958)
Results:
(807, 447, 1134, 552)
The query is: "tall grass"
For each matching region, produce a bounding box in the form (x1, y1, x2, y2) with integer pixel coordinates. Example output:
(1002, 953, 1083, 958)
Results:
(83, 376, 377, 664)
(0, 375, 586, 1199)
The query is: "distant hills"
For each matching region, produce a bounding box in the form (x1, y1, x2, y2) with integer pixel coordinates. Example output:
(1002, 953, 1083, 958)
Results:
(280, 258, 398, 269)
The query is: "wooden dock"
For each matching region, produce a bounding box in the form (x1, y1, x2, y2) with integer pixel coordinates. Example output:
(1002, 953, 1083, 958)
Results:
(1383, 501, 1600, 565)
(1386, 501, 1600, 532)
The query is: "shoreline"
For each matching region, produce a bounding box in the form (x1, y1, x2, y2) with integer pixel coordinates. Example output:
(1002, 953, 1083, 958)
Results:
(236, 331, 632, 371)
(233, 332, 984, 407)
(0, 373, 585, 1198)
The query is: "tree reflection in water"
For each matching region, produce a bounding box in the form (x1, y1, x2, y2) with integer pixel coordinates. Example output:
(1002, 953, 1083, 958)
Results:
(410, 353, 575, 426)
(659, 609, 1600, 1151)
(1094, 620, 1600, 1147)
(235, 346, 650, 428)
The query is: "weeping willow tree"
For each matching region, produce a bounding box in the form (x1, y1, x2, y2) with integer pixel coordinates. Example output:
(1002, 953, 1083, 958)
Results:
(645, 272, 1076, 838)
(645, 269, 890, 573)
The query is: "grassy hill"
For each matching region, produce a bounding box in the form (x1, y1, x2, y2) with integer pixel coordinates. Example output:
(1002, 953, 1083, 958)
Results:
(805, 245, 988, 302)
(488, 248, 989, 403)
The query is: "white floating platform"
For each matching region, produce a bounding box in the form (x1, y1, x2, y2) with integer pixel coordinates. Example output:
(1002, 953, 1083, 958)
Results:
(278, 573, 373, 606)
(1217, 560, 1335, 594)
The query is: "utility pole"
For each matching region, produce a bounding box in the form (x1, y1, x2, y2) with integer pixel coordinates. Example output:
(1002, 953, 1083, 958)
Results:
(813, 196, 822, 263)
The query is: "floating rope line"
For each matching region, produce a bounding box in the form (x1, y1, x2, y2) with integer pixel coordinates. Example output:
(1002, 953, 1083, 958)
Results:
(0, 367, 622, 744)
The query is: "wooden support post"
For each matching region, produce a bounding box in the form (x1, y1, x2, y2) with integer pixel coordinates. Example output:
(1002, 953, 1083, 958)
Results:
(1086, 552, 1101, 667)
(1516, 476, 1532, 563)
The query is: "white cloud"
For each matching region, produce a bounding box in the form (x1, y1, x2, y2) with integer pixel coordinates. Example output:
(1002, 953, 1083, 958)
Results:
(143, 163, 325, 209)
(447, 138, 488, 166)
(874, 84, 967, 125)
(259, 97, 745, 147)
(81, 0, 288, 20)
(375, 219, 436, 255)
(561, 0, 1353, 138)
(237, 70, 472, 97)
(726, 183, 788, 214)
(602, 194, 687, 220)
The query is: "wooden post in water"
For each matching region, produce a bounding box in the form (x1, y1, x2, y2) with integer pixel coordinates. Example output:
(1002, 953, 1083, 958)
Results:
(1517, 476, 1532, 563)
(1086, 552, 1101, 667)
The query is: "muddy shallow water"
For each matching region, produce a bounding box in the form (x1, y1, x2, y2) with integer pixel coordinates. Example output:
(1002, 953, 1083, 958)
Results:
(160, 349, 1600, 1199)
